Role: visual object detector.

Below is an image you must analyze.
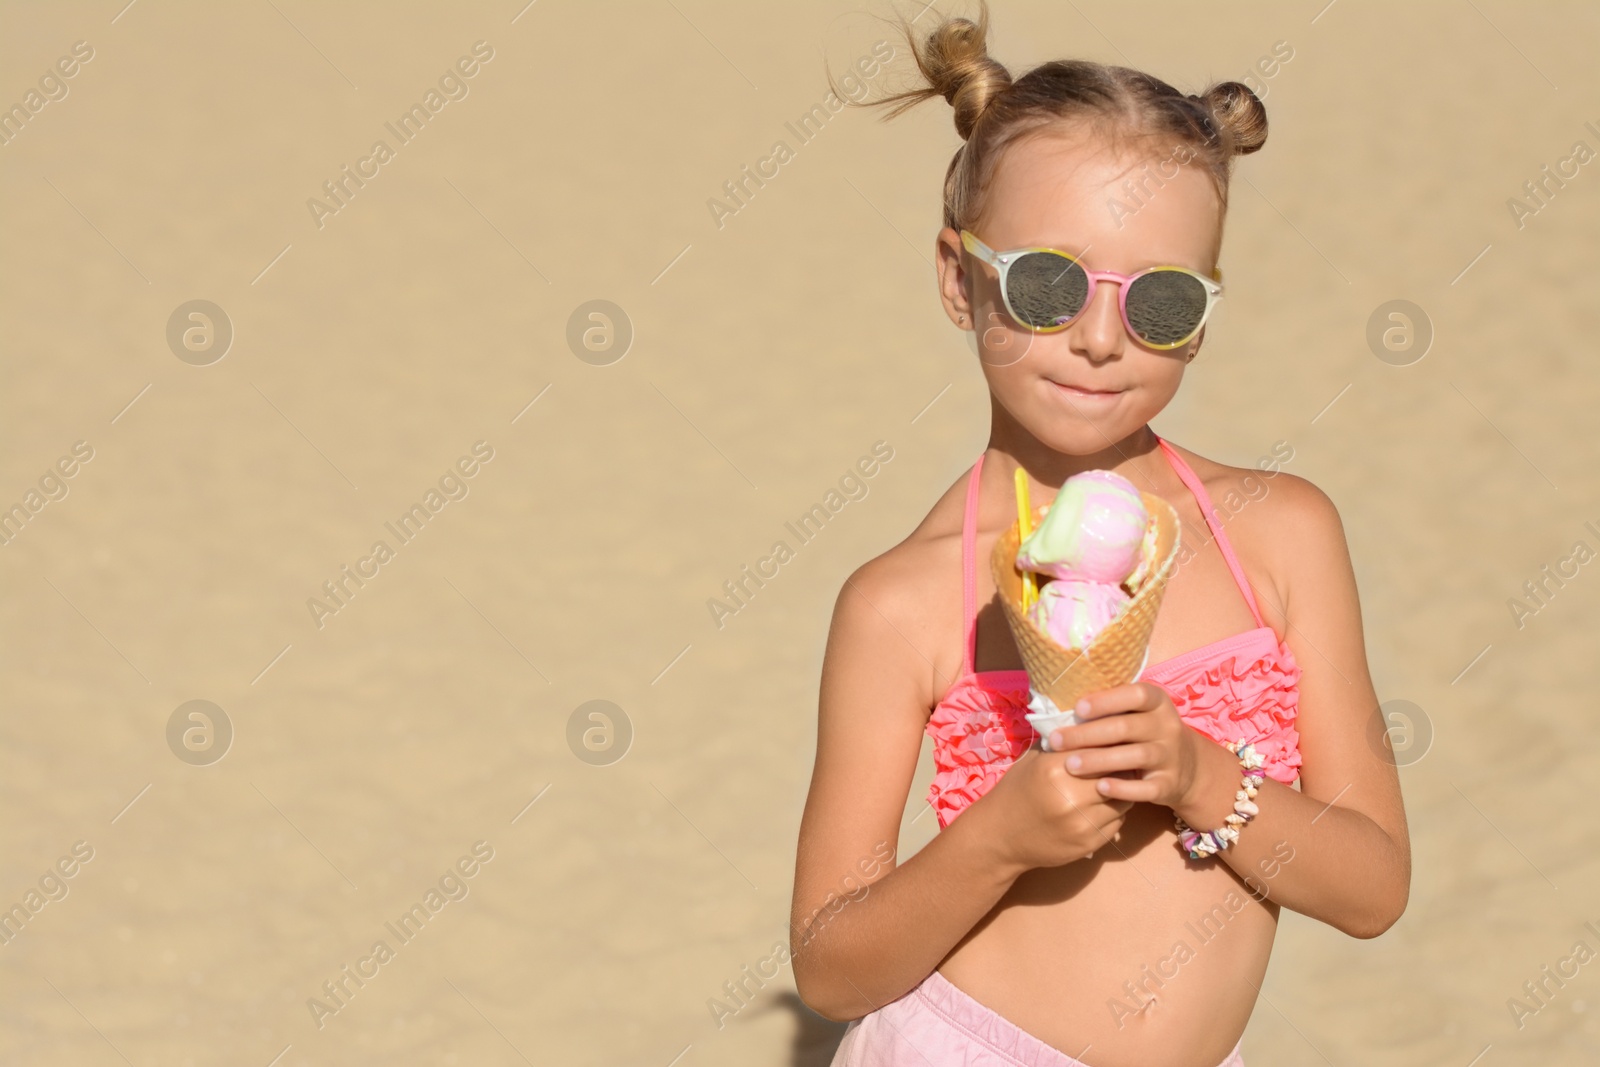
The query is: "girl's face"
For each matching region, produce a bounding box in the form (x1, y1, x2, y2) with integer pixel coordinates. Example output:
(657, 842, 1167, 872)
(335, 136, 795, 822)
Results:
(936, 123, 1224, 455)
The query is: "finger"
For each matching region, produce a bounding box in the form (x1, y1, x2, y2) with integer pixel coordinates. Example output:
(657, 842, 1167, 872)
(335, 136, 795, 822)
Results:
(1074, 682, 1167, 721)
(1088, 819, 1129, 856)
(1091, 797, 1134, 823)
(1050, 712, 1151, 752)
(1063, 743, 1157, 778)
(1095, 776, 1164, 803)
(1085, 819, 1125, 851)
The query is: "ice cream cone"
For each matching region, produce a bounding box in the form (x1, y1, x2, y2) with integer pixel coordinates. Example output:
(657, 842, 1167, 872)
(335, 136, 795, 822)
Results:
(991, 492, 1182, 741)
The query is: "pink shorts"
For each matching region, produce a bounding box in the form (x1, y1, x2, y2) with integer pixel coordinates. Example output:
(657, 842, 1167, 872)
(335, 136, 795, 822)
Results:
(829, 969, 1245, 1067)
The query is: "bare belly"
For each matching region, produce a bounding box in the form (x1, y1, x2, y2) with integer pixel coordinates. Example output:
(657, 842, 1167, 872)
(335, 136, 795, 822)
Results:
(937, 803, 1277, 1067)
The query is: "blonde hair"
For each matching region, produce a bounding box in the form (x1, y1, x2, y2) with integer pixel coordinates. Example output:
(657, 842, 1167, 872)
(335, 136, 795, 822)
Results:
(831, 0, 1268, 233)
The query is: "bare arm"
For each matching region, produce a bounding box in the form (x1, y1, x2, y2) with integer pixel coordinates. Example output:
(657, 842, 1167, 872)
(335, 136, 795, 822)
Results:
(1174, 475, 1410, 936)
(791, 556, 1131, 1021)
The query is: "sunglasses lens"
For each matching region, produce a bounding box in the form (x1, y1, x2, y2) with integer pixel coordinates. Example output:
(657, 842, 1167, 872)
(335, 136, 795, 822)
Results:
(1006, 251, 1088, 330)
(1126, 270, 1209, 347)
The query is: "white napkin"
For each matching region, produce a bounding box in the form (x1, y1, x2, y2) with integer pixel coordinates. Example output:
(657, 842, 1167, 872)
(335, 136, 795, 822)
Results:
(1025, 690, 1078, 751)
(1024, 646, 1153, 751)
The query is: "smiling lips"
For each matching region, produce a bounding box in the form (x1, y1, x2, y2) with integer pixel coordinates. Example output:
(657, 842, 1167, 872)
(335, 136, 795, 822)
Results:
(1048, 378, 1123, 401)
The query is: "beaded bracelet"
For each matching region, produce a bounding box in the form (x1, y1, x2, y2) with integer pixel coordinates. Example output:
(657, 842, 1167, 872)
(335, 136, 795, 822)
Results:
(1174, 740, 1266, 860)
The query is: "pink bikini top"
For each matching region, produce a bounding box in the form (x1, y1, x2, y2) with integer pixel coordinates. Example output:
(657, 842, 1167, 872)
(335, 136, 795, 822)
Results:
(924, 436, 1303, 829)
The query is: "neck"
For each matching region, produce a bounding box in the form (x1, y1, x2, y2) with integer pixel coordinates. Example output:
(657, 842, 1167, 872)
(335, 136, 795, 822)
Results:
(986, 397, 1166, 494)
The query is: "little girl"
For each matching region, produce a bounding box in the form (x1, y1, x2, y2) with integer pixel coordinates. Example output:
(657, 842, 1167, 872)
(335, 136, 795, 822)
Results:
(790, 5, 1411, 1065)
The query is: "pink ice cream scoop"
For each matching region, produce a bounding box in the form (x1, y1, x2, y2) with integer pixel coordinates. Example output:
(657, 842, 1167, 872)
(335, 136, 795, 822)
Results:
(1031, 578, 1131, 650)
(1017, 470, 1149, 585)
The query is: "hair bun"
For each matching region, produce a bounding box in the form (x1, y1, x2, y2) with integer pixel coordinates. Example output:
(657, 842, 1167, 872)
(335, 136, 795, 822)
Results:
(1199, 81, 1268, 156)
(847, 0, 1268, 232)
(916, 10, 1013, 140)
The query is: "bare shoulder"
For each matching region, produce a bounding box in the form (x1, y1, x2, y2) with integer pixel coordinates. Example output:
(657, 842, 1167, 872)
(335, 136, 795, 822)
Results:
(825, 468, 970, 710)
(1162, 439, 1336, 515)
(1161, 440, 1349, 612)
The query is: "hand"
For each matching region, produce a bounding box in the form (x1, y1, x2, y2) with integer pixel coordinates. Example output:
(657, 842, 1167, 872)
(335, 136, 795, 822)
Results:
(961, 746, 1133, 875)
(1047, 682, 1204, 810)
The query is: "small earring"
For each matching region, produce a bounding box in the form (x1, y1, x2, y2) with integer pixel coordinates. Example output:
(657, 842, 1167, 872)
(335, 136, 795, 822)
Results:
(958, 314, 967, 325)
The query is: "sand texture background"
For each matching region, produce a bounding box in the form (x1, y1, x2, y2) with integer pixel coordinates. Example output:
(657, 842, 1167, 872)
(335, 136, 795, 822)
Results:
(3, 1, 1599, 1064)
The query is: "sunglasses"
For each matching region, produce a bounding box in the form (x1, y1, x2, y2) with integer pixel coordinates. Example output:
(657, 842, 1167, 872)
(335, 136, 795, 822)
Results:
(960, 229, 1224, 351)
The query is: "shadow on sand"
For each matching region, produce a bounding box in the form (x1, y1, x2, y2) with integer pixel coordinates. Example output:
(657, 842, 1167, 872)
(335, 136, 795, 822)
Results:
(748, 990, 849, 1065)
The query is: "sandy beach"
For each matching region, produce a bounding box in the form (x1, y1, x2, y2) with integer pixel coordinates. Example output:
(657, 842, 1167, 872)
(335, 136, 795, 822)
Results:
(3, 1, 1599, 1063)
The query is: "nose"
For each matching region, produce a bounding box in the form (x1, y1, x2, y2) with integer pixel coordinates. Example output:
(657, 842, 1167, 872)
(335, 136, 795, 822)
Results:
(1070, 276, 1126, 363)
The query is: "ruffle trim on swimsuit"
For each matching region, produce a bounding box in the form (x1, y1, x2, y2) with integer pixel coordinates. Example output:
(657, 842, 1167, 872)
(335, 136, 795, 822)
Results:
(1161, 638, 1303, 787)
(923, 639, 1301, 829)
(925, 677, 1034, 829)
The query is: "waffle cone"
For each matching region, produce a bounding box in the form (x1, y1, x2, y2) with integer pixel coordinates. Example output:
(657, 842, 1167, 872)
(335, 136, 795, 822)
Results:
(991, 492, 1182, 712)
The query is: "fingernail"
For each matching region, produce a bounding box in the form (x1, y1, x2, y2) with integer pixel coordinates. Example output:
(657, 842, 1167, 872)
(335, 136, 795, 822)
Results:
(1074, 699, 1090, 715)
(1066, 755, 1081, 770)
(1097, 779, 1111, 793)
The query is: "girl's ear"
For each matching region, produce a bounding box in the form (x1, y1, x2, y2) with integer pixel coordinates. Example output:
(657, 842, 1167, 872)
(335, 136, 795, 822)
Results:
(935, 226, 974, 329)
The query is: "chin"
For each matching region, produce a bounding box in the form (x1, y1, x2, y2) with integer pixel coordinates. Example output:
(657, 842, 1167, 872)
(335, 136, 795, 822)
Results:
(1037, 423, 1127, 456)
(1027, 394, 1152, 455)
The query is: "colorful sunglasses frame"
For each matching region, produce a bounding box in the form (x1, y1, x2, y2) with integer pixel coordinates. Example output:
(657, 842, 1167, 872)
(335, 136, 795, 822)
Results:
(959, 229, 1225, 350)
